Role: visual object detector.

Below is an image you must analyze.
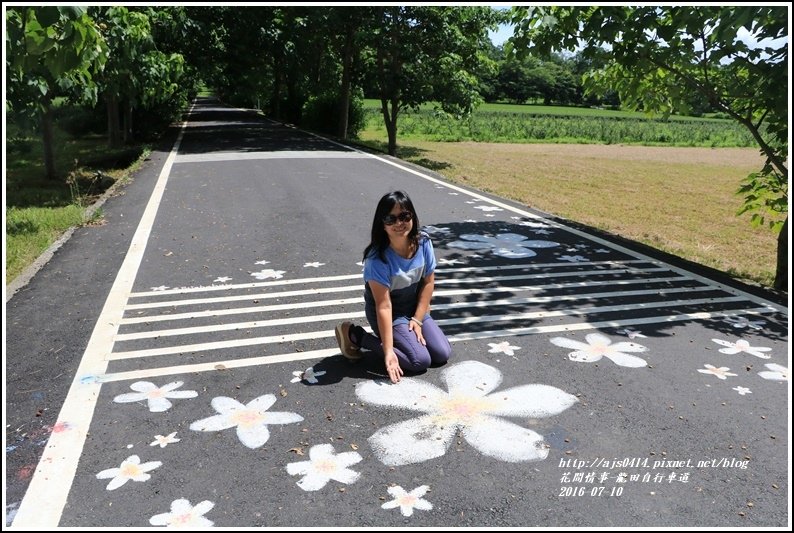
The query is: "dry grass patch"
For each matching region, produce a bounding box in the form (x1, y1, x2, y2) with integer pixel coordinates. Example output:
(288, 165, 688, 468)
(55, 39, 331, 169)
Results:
(365, 138, 777, 286)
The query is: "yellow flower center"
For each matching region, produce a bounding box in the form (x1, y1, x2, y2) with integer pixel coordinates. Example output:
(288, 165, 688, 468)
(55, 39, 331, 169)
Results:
(120, 463, 141, 477)
(314, 459, 338, 474)
(435, 395, 496, 425)
(232, 409, 265, 428)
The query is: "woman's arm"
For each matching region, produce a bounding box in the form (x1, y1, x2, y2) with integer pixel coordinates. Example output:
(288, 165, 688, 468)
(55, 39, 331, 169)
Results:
(369, 281, 403, 383)
(408, 272, 434, 345)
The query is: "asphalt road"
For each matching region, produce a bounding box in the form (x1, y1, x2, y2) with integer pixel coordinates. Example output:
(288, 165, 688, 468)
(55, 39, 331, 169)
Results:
(5, 97, 790, 528)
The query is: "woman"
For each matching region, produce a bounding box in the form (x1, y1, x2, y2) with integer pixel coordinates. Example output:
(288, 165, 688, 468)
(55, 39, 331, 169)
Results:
(335, 190, 452, 383)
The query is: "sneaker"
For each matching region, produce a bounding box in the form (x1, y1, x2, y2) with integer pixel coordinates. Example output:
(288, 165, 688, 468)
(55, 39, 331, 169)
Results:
(335, 321, 362, 360)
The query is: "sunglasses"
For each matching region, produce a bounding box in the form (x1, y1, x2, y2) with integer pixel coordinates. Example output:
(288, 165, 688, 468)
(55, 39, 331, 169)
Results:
(383, 211, 413, 225)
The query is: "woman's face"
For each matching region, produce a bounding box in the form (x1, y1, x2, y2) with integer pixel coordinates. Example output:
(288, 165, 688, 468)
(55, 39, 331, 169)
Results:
(383, 203, 413, 238)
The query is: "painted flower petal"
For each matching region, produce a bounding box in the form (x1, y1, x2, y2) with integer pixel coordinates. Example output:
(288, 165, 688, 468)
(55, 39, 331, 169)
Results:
(483, 384, 578, 417)
(711, 338, 736, 348)
(368, 415, 456, 466)
(96, 467, 120, 480)
(442, 360, 503, 396)
(608, 341, 648, 353)
(336, 451, 363, 469)
(190, 413, 237, 432)
(286, 461, 310, 476)
(263, 411, 304, 425)
(246, 394, 278, 412)
(308, 443, 334, 460)
(296, 472, 330, 491)
(521, 239, 559, 248)
(330, 468, 360, 485)
(717, 347, 741, 355)
(129, 381, 157, 392)
(356, 379, 445, 411)
(159, 381, 185, 392)
(236, 423, 270, 449)
(165, 390, 199, 399)
(171, 498, 194, 515)
(493, 247, 536, 258)
(549, 337, 588, 351)
(210, 396, 246, 414)
(113, 392, 147, 403)
(569, 351, 603, 363)
(604, 351, 648, 368)
(584, 332, 612, 346)
(147, 397, 173, 413)
(462, 416, 548, 462)
(105, 476, 129, 491)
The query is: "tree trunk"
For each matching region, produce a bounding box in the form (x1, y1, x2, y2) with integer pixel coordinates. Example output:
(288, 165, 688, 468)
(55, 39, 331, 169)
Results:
(337, 27, 354, 139)
(106, 94, 121, 148)
(123, 100, 134, 143)
(773, 215, 788, 291)
(41, 104, 57, 181)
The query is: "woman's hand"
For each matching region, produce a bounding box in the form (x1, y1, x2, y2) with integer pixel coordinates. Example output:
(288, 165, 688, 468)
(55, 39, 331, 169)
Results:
(384, 350, 403, 383)
(408, 318, 426, 346)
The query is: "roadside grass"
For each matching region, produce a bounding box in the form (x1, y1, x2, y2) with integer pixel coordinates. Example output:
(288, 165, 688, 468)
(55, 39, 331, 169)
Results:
(356, 133, 777, 287)
(5, 126, 150, 284)
(363, 99, 735, 122)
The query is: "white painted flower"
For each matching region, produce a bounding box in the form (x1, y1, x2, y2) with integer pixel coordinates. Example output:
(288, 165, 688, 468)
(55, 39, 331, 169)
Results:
(473, 205, 502, 212)
(286, 443, 363, 491)
(355, 360, 577, 465)
(150, 432, 180, 448)
(437, 258, 462, 266)
(251, 269, 285, 280)
(616, 328, 647, 339)
(488, 341, 521, 356)
(448, 192, 459, 196)
(558, 254, 588, 262)
(303, 262, 325, 268)
(711, 338, 772, 359)
(291, 367, 326, 384)
(423, 225, 452, 235)
(190, 394, 303, 449)
(594, 248, 611, 253)
(531, 229, 553, 235)
(464, 219, 477, 223)
(758, 363, 788, 381)
(447, 233, 559, 259)
(149, 498, 215, 527)
(151, 285, 169, 291)
(254, 259, 270, 265)
(550, 333, 648, 367)
(723, 316, 765, 330)
(114, 381, 198, 412)
(518, 221, 551, 228)
(381, 485, 433, 517)
(96, 455, 162, 491)
(213, 276, 232, 283)
(732, 386, 752, 396)
(697, 364, 737, 380)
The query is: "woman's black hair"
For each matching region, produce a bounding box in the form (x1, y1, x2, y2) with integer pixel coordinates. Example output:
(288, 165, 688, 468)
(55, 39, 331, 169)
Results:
(363, 190, 421, 263)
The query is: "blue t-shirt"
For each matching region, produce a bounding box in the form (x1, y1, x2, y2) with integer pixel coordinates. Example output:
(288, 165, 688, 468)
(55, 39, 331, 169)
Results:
(363, 233, 437, 336)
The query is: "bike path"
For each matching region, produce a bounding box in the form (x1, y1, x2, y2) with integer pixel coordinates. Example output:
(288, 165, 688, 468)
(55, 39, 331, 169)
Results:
(5, 97, 789, 528)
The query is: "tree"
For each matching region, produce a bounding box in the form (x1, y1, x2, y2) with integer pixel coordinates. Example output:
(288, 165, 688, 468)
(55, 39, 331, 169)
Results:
(6, 6, 106, 180)
(364, 6, 500, 155)
(509, 6, 788, 290)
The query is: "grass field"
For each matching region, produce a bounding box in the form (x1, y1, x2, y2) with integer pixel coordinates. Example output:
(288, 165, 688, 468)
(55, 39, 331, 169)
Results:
(356, 132, 779, 287)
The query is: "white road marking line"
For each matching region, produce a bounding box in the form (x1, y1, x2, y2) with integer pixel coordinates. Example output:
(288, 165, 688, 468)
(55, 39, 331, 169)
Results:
(119, 284, 714, 325)
(12, 106, 193, 528)
(124, 268, 673, 310)
(114, 287, 726, 341)
(109, 296, 760, 359)
(96, 307, 780, 384)
(127, 259, 653, 297)
(120, 296, 365, 324)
